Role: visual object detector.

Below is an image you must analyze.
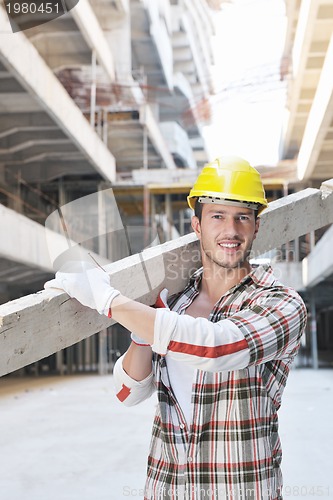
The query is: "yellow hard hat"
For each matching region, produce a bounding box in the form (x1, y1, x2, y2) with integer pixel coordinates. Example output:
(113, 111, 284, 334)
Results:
(187, 156, 268, 214)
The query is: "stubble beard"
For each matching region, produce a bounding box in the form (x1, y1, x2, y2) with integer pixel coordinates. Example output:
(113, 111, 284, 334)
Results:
(201, 240, 253, 275)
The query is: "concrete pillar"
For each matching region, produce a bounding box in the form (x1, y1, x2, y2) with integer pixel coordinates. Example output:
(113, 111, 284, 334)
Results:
(97, 109, 103, 139)
(310, 292, 319, 369)
(165, 193, 173, 241)
(98, 184, 109, 374)
(143, 186, 150, 247)
(0, 163, 5, 184)
(179, 210, 185, 236)
(149, 102, 160, 122)
(98, 184, 107, 258)
(84, 337, 91, 371)
(143, 122, 148, 171)
(283, 183, 291, 261)
(151, 193, 157, 239)
(0, 284, 10, 306)
(103, 109, 108, 144)
(55, 351, 64, 375)
(309, 231, 316, 251)
(77, 340, 83, 372)
(56, 178, 66, 373)
(102, 4, 132, 78)
(90, 50, 97, 128)
(325, 310, 332, 350)
(58, 178, 66, 208)
(98, 330, 108, 375)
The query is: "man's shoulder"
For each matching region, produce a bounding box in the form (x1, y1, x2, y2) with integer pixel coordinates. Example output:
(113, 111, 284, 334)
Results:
(250, 263, 297, 292)
(248, 264, 306, 311)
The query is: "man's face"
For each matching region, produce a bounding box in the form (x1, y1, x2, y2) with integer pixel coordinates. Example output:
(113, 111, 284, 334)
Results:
(191, 203, 260, 271)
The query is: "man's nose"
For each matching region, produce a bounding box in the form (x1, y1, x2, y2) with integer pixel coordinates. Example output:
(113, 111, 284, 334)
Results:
(223, 217, 239, 236)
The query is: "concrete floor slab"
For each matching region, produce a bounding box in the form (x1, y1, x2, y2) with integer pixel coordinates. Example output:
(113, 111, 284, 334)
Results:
(0, 368, 332, 499)
(0, 374, 157, 500)
(279, 368, 333, 499)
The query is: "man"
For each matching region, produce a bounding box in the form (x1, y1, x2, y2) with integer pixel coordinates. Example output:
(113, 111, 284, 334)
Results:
(46, 156, 307, 500)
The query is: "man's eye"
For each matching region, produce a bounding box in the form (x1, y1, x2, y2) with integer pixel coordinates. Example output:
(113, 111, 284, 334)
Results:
(238, 216, 250, 221)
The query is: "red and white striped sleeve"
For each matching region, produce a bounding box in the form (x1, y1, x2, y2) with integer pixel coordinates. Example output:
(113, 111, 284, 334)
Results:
(113, 353, 156, 406)
(152, 310, 251, 372)
(151, 289, 306, 372)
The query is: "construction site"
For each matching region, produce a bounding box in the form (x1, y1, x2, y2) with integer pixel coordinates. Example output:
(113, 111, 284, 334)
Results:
(0, 0, 333, 498)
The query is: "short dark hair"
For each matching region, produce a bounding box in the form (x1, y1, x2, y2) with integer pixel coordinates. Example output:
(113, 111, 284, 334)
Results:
(193, 199, 259, 222)
(194, 199, 203, 221)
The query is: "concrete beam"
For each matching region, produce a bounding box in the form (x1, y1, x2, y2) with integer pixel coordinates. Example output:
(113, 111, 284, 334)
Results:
(0, 232, 199, 376)
(10, 159, 94, 183)
(0, 7, 116, 182)
(70, 0, 116, 82)
(0, 128, 66, 146)
(113, 0, 129, 14)
(252, 184, 333, 256)
(0, 140, 73, 160)
(297, 33, 333, 180)
(302, 223, 333, 287)
(0, 113, 54, 131)
(282, 0, 318, 157)
(185, 0, 214, 77)
(0, 202, 109, 275)
(147, 1, 173, 91)
(159, 121, 197, 168)
(0, 203, 106, 273)
(180, 8, 210, 95)
(174, 72, 194, 102)
(0, 204, 58, 272)
(270, 262, 304, 291)
(2, 183, 333, 376)
(140, 104, 176, 170)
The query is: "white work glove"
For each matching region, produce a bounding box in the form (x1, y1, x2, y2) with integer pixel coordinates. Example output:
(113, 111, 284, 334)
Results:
(131, 288, 169, 346)
(44, 261, 120, 317)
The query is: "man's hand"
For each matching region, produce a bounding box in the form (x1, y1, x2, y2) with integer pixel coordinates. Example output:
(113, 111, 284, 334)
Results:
(44, 261, 120, 316)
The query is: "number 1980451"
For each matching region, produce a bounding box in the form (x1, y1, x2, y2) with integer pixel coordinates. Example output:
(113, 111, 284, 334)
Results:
(6, 2, 61, 14)
(284, 485, 330, 496)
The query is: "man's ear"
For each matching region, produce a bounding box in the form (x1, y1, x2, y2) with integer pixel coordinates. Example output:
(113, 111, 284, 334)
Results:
(253, 217, 260, 239)
(191, 215, 201, 238)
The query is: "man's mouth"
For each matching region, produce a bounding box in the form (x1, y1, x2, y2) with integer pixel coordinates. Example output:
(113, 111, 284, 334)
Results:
(218, 241, 241, 249)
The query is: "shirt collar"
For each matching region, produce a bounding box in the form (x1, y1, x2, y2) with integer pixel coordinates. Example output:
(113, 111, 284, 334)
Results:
(188, 264, 277, 296)
(188, 267, 203, 291)
(247, 263, 278, 288)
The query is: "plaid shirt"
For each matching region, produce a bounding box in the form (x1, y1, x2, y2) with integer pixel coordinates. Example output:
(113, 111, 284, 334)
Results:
(114, 265, 307, 500)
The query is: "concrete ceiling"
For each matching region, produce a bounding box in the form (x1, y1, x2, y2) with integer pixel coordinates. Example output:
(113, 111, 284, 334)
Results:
(24, 15, 92, 70)
(131, 0, 172, 89)
(0, 257, 53, 294)
(0, 12, 173, 189)
(0, 1, 182, 293)
(0, 11, 108, 184)
(282, 0, 333, 183)
(0, 102, 94, 187)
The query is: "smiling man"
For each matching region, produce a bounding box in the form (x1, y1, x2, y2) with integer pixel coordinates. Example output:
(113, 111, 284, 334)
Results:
(46, 156, 307, 500)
